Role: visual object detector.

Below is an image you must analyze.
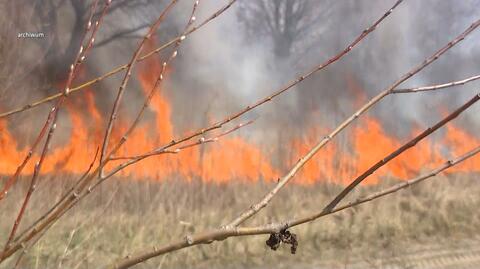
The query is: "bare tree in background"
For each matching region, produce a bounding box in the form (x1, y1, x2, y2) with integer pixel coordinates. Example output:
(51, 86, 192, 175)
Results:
(237, 0, 329, 59)
(237, 0, 334, 164)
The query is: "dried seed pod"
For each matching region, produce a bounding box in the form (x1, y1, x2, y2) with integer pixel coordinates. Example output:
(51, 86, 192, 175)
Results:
(265, 229, 298, 254)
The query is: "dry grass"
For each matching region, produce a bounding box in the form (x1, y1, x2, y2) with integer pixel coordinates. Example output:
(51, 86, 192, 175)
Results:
(1, 174, 479, 269)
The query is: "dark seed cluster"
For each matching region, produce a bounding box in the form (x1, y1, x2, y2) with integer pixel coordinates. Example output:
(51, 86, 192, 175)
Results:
(265, 229, 298, 254)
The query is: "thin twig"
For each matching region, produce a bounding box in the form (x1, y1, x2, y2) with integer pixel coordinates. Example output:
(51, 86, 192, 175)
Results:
(4, 160, 42, 249)
(0, 115, 52, 202)
(13, 216, 58, 269)
(87, 120, 250, 212)
(393, 74, 480, 93)
(109, 119, 254, 161)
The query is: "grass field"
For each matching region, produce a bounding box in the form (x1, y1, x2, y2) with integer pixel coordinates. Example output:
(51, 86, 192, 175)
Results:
(1, 174, 479, 268)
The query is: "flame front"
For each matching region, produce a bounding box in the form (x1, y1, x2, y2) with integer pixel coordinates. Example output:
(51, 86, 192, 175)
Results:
(1, 42, 478, 184)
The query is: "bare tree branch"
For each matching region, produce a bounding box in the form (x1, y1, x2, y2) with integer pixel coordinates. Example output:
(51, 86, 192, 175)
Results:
(393, 74, 480, 94)
(94, 22, 151, 48)
(0, 0, 110, 203)
(0, 113, 53, 202)
(100, 0, 200, 168)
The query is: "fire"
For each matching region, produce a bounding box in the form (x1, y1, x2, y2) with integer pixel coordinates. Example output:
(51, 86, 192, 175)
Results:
(50, 39, 277, 182)
(200, 137, 277, 183)
(0, 119, 25, 173)
(442, 124, 480, 173)
(1, 41, 478, 185)
(289, 115, 479, 185)
(111, 39, 279, 182)
(290, 127, 344, 185)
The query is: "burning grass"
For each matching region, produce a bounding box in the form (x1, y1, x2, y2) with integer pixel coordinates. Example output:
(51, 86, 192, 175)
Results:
(1, 174, 479, 268)
(1, 2, 480, 268)
(1, 28, 479, 186)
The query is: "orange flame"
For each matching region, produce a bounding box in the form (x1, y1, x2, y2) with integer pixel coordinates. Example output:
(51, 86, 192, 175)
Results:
(442, 124, 480, 173)
(1, 41, 478, 185)
(0, 119, 24, 173)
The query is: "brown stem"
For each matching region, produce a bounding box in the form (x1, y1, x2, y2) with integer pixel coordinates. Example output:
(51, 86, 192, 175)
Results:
(0, 115, 52, 202)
